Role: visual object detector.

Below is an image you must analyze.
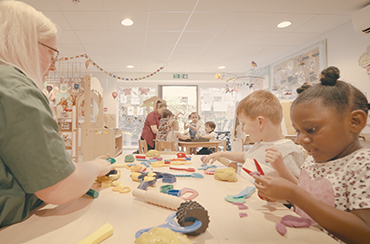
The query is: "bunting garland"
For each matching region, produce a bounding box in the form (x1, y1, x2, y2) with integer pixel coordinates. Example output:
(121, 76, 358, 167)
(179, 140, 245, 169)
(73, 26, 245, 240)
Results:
(56, 53, 164, 81)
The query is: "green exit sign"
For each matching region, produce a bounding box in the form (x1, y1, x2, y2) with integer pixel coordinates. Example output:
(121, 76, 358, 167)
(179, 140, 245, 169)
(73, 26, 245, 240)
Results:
(173, 74, 188, 79)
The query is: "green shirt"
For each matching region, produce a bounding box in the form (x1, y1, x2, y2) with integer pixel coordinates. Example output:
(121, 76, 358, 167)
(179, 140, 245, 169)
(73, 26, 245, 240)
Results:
(0, 65, 75, 227)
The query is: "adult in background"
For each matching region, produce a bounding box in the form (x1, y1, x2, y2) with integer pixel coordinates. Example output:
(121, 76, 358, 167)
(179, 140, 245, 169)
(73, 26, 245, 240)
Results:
(140, 99, 167, 150)
(0, 1, 114, 228)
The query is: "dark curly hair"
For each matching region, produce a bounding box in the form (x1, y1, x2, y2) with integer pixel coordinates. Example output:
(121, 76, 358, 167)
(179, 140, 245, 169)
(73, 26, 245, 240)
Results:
(292, 66, 368, 115)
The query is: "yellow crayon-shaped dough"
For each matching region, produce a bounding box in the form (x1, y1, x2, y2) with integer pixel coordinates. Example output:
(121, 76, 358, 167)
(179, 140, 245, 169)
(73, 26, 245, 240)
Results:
(77, 223, 113, 244)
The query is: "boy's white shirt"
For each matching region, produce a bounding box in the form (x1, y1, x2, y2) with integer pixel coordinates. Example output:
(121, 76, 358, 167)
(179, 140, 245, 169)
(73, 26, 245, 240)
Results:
(240, 139, 305, 184)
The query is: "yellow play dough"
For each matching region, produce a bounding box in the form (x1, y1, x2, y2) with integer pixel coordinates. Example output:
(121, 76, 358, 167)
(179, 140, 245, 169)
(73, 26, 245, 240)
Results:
(214, 167, 238, 182)
(134, 227, 192, 244)
(77, 223, 113, 244)
(146, 150, 160, 157)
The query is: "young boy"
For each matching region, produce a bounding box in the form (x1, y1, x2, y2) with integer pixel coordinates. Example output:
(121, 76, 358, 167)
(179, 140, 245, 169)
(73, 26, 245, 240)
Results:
(203, 90, 305, 182)
(197, 121, 217, 155)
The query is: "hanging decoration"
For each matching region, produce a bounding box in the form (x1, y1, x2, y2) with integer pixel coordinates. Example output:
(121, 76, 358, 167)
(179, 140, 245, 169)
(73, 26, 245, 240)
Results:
(56, 53, 164, 80)
(112, 92, 118, 99)
(215, 72, 265, 94)
(358, 45, 370, 75)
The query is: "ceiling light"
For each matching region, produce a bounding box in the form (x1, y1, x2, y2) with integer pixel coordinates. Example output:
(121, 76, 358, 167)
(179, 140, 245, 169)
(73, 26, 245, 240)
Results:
(277, 21, 291, 28)
(121, 19, 134, 26)
(127, 65, 134, 68)
(218, 66, 226, 69)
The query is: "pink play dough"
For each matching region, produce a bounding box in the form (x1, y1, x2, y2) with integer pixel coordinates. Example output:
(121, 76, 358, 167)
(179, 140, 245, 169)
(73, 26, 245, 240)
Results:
(275, 223, 287, 236)
(281, 215, 311, 228)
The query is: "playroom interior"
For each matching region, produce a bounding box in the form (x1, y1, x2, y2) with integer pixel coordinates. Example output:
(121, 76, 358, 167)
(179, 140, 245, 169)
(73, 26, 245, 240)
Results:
(4, 1, 369, 243)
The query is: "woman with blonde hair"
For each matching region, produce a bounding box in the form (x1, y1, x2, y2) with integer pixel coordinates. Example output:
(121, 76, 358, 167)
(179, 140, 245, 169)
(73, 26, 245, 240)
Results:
(0, 1, 114, 228)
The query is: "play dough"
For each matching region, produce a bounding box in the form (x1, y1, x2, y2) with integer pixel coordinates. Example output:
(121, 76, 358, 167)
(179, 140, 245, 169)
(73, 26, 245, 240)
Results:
(146, 150, 160, 157)
(125, 154, 135, 162)
(134, 227, 192, 244)
(281, 215, 311, 228)
(275, 223, 287, 236)
(214, 167, 238, 182)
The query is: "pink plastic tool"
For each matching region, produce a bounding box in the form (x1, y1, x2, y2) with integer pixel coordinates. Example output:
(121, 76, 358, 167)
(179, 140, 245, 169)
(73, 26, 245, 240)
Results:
(169, 167, 195, 172)
(180, 187, 199, 200)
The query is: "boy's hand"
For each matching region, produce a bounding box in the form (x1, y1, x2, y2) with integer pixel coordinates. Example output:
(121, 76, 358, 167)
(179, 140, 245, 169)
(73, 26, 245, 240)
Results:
(265, 146, 284, 170)
(253, 175, 296, 201)
(202, 152, 222, 165)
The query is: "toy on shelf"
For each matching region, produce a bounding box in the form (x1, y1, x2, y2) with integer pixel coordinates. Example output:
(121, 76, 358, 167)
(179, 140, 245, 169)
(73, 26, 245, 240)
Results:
(135, 200, 209, 238)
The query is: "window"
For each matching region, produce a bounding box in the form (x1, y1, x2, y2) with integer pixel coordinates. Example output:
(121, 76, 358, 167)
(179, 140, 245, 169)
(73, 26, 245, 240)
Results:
(117, 86, 156, 147)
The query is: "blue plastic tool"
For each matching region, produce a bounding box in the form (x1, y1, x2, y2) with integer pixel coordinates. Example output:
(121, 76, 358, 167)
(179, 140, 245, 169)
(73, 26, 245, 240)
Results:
(232, 186, 256, 199)
(198, 164, 217, 170)
(173, 173, 204, 178)
(135, 212, 202, 238)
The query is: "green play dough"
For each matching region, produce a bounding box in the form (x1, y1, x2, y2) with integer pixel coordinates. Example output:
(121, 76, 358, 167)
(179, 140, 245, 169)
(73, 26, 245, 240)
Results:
(124, 154, 135, 162)
(224, 195, 246, 203)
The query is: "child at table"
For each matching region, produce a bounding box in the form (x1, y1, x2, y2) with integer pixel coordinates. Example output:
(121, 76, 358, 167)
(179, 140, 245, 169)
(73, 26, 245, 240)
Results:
(253, 67, 370, 244)
(167, 119, 190, 151)
(203, 90, 305, 182)
(156, 109, 173, 141)
(184, 112, 202, 139)
(197, 121, 217, 155)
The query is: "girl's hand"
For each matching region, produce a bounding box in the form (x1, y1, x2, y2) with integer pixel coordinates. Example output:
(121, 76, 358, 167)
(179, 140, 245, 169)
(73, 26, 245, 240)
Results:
(253, 175, 296, 201)
(265, 146, 284, 170)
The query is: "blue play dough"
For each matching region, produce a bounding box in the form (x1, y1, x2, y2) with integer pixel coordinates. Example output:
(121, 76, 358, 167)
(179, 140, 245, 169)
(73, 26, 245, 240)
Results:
(224, 195, 246, 203)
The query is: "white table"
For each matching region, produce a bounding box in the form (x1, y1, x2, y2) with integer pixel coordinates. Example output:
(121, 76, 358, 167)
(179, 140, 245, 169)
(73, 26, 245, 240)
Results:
(0, 154, 337, 244)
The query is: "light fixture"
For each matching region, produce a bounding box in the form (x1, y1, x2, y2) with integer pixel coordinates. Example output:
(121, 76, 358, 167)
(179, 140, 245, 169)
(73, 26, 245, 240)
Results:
(218, 66, 226, 69)
(127, 65, 134, 68)
(121, 18, 134, 26)
(72, 0, 80, 5)
(277, 21, 291, 28)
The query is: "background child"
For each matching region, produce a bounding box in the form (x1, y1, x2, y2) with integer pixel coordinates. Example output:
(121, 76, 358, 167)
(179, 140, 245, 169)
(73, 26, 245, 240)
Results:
(254, 67, 370, 244)
(197, 121, 217, 155)
(184, 112, 202, 139)
(156, 109, 173, 141)
(203, 90, 305, 182)
(167, 119, 190, 151)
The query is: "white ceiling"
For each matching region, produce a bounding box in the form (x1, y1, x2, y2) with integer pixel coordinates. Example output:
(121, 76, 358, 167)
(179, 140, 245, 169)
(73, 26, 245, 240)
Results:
(20, 0, 370, 74)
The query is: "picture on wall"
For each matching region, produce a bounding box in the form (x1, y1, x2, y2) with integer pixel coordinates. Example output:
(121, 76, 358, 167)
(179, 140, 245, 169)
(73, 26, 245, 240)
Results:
(271, 40, 327, 100)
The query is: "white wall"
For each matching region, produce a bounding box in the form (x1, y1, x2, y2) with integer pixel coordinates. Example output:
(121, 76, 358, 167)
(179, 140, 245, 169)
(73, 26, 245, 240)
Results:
(89, 20, 370, 115)
(266, 21, 370, 99)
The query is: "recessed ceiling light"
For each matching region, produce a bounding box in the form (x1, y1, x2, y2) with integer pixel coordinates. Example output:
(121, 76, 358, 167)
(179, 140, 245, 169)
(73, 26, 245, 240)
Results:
(218, 66, 226, 69)
(127, 65, 134, 68)
(121, 18, 134, 26)
(277, 21, 291, 28)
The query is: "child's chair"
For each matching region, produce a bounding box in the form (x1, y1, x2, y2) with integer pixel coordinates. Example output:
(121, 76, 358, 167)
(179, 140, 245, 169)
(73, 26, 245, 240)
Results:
(138, 139, 148, 154)
(156, 141, 176, 151)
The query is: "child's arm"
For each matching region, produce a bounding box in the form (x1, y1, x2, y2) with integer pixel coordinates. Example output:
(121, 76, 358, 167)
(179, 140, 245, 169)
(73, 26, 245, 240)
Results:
(265, 146, 298, 184)
(174, 112, 183, 120)
(254, 176, 370, 244)
(176, 131, 190, 140)
(35, 159, 115, 205)
(200, 132, 216, 140)
(203, 151, 245, 165)
(184, 122, 189, 130)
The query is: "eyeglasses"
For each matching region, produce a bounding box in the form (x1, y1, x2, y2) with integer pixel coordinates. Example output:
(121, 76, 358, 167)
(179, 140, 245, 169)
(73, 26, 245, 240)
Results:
(39, 42, 59, 62)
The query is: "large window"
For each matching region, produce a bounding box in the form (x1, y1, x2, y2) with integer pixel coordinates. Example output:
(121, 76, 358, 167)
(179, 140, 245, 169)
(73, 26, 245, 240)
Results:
(117, 85, 156, 147)
(200, 87, 237, 133)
